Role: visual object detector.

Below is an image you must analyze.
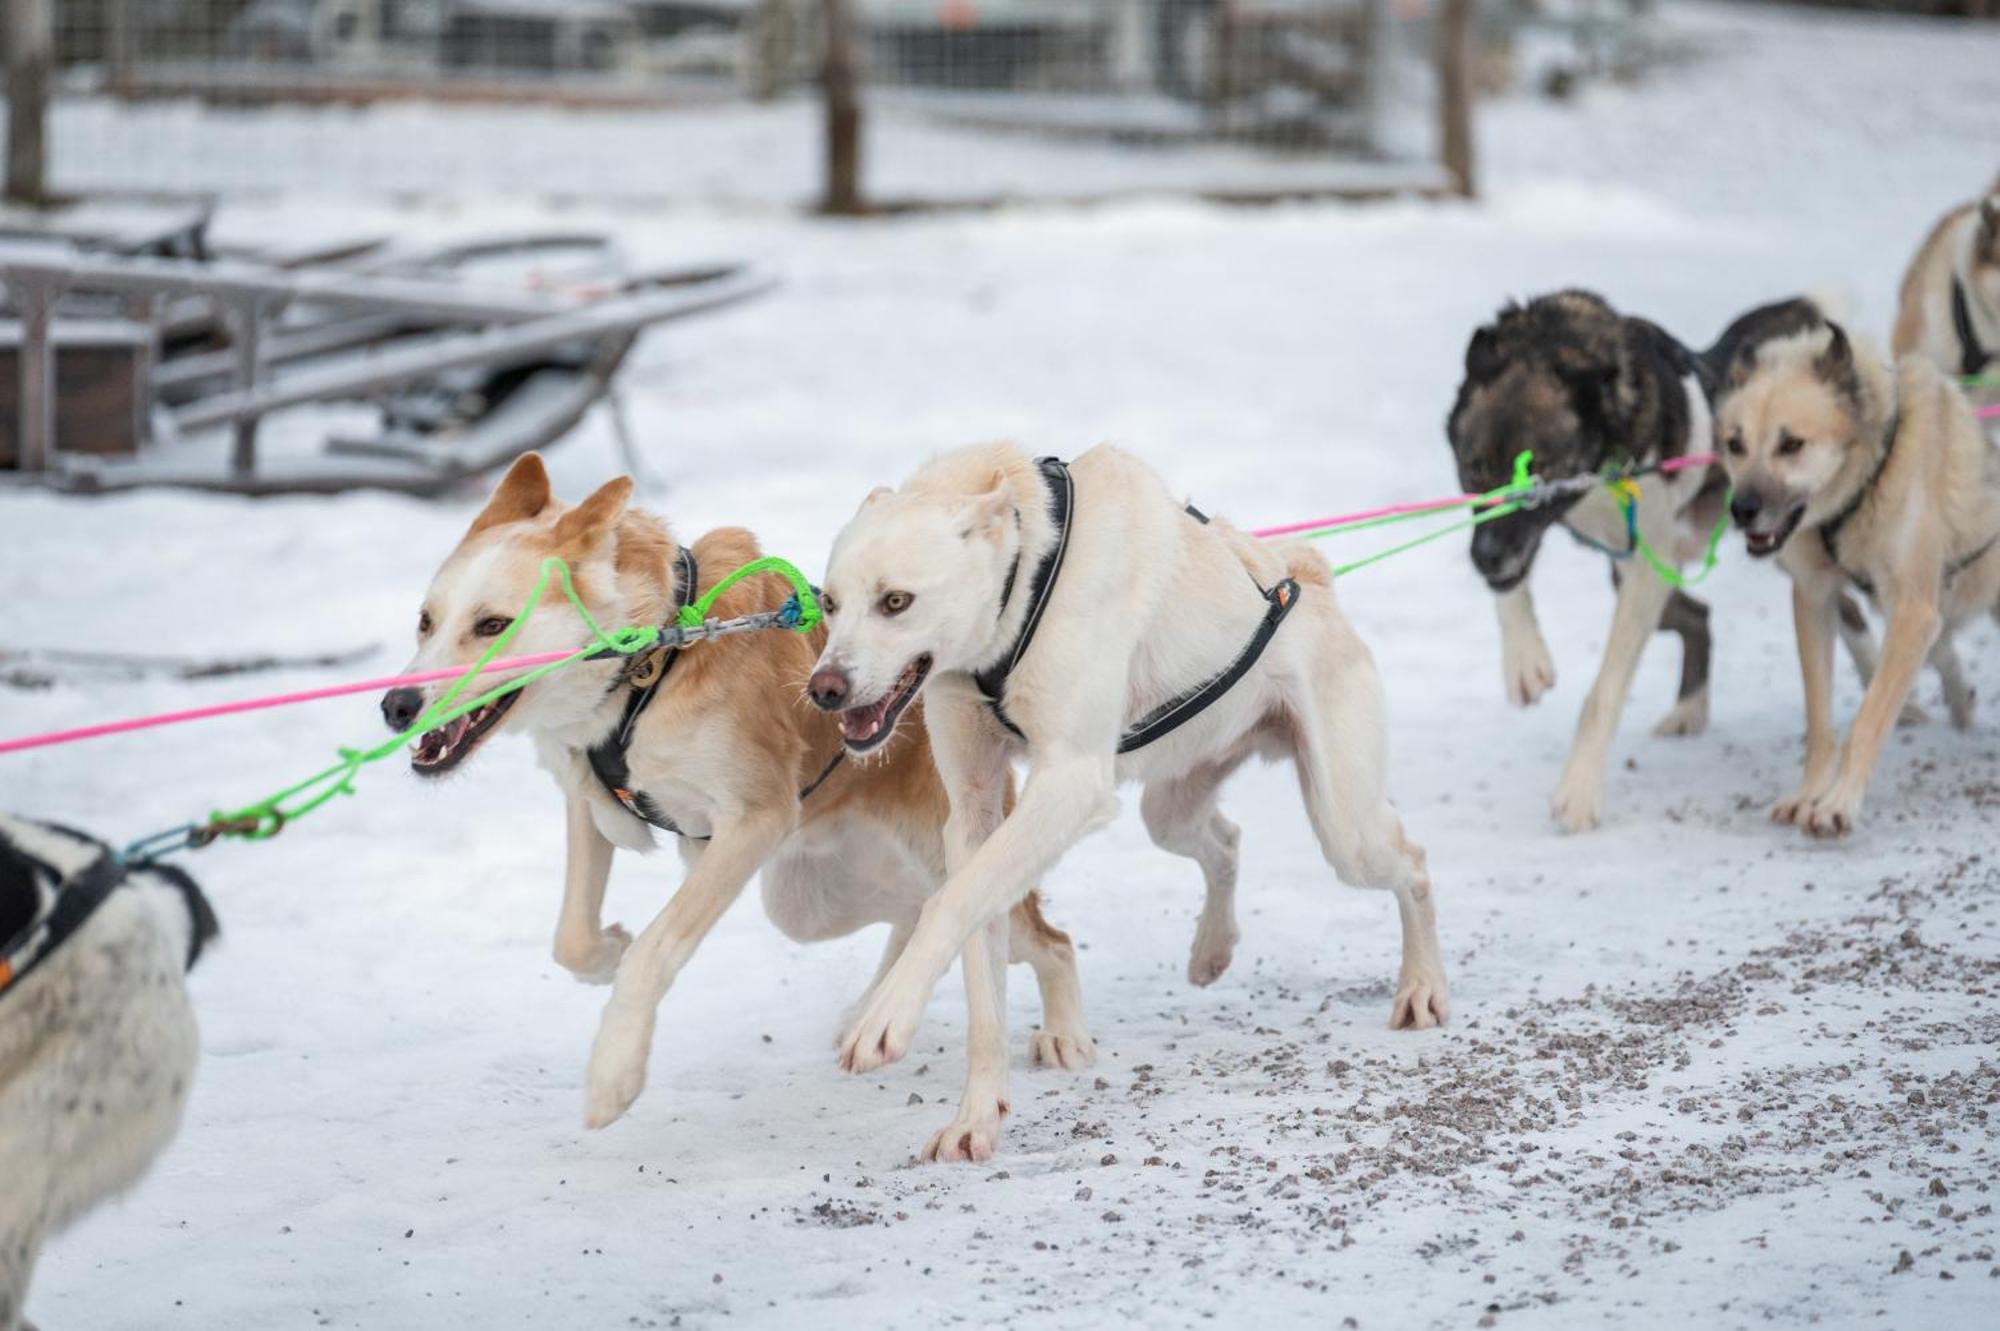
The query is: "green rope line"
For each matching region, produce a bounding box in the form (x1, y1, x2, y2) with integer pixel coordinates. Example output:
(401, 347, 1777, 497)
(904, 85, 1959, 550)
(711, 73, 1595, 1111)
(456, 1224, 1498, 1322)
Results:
(1330, 499, 1525, 577)
(1960, 372, 1999, 389)
(1615, 481, 1732, 590)
(202, 552, 814, 845)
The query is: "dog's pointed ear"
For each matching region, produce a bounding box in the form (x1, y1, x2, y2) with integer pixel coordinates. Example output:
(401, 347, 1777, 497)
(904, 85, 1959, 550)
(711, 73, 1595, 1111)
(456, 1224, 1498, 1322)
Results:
(858, 485, 894, 514)
(552, 475, 634, 552)
(958, 471, 1013, 543)
(1979, 195, 2000, 254)
(1464, 324, 1500, 381)
(1815, 321, 1853, 383)
(469, 453, 552, 534)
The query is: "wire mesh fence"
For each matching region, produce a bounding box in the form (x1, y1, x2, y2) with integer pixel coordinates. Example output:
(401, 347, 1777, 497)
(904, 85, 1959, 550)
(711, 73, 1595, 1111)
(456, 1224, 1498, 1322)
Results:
(15, 2, 1654, 208)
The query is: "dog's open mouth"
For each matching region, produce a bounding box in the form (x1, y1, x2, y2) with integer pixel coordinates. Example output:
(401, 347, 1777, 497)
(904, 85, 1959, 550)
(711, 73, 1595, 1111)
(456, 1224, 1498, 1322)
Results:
(410, 691, 519, 777)
(1742, 506, 1805, 558)
(838, 655, 931, 754)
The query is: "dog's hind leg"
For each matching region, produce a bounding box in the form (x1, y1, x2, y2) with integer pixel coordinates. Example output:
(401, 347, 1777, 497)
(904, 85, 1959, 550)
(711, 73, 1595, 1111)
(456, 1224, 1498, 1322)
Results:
(1139, 767, 1243, 988)
(1008, 893, 1095, 1070)
(1928, 628, 1976, 730)
(1651, 588, 1712, 738)
(1286, 621, 1448, 1030)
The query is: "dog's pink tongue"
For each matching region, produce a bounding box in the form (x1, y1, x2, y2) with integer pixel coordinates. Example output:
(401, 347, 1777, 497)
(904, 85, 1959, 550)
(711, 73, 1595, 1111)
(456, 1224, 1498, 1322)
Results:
(840, 704, 884, 743)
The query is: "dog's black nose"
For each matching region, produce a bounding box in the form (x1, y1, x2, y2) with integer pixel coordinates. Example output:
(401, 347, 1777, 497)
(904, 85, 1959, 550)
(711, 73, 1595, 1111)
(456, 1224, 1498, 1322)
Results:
(1730, 492, 1764, 527)
(381, 687, 424, 733)
(808, 667, 849, 711)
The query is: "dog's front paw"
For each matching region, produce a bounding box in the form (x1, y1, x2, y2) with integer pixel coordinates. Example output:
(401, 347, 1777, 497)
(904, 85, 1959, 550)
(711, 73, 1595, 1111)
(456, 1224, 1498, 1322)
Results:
(1549, 776, 1601, 834)
(1503, 636, 1557, 707)
(1945, 683, 1977, 732)
(837, 981, 923, 1075)
(1390, 963, 1449, 1030)
(1772, 782, 1829, 826)
(1651, 689, 1709, 738)
(1896, 700, 1931, 728)
(1186, 914, 1240, 987)
(921, 1097, 1009, 1164)
(1029, 1025, 1097, 1071)
(583, 1007, 652, 1129)
(1801, 786, 1862, 839)
(555, 923, 631, 986)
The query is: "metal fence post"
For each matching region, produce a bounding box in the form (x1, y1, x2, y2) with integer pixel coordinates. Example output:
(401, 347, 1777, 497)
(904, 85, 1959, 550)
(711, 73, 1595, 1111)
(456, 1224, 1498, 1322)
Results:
(8, 267, 67, 474)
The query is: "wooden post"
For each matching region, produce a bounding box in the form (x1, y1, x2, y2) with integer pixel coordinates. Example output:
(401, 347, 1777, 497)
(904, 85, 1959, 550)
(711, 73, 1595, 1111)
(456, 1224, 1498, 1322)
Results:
(6, 0, 52, 206)
(820, 0, 863, 215)
(750, 0, 797, 102)
(1436, 0, 1475, 199)
(108, 0, 137, 99)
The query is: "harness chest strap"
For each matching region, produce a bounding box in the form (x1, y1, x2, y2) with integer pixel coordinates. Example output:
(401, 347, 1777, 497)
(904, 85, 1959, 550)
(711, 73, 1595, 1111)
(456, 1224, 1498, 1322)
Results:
(972, 456, 1303, 754)
(586, 546, 845, 840)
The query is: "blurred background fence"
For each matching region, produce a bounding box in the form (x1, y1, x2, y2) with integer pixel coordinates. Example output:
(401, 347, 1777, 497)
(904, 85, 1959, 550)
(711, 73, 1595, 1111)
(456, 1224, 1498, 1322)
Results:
(3, 1, 1692, 211)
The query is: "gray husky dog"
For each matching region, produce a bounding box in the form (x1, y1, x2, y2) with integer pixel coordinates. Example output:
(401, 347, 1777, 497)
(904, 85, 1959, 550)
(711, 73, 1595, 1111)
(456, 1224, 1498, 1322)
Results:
(0, 815, 217, 1331)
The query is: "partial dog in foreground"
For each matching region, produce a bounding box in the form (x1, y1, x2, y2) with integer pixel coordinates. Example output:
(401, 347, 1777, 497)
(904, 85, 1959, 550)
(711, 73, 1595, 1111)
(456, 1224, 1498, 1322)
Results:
(1, 815, 217, 1331)
(808, 443, 1447, 1157)
(1715, 298, 2000, 836)
(1894, 174, 2000, 380)
(1447, 290, 1888, 832)
(388, 455, 1094, 1160)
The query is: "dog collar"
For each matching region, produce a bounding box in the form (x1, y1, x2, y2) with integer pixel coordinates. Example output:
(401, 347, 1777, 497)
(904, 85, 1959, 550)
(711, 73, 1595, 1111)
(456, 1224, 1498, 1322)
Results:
(1953, 277, 1993, 377)
(1819, 408, 1900, 585)
(971, 456, 1074, 737)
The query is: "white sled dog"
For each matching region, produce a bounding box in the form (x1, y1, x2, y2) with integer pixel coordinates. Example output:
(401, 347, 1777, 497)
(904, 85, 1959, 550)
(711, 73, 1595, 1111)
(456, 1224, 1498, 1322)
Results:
(1715, 298, 2000, 836)
(387, 455, 1093, 1160)
(807, 443, 1448, 1158)
(1, 815, 218, 1331)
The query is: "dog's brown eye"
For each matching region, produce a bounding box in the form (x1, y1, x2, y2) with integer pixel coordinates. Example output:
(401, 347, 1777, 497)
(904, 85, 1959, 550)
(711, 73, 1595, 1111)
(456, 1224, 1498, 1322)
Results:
(1776, 432, 1804, 457)
(474, 616, 512, 638)
(880, 591, 913, 616)
(417, 610, 433, 636)
(820, 591, 839, 616)
(1725, 433, 1746, 457)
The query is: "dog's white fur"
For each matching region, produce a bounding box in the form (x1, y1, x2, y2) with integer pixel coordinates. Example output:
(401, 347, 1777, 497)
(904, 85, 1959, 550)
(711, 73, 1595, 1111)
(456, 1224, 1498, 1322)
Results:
(812, 444, 1447, 1155)
(0, 816, 203, 1331)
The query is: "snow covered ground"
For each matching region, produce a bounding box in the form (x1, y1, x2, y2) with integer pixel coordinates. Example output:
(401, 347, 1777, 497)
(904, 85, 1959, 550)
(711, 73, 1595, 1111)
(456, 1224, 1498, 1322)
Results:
(6, 3, 2000, 1327)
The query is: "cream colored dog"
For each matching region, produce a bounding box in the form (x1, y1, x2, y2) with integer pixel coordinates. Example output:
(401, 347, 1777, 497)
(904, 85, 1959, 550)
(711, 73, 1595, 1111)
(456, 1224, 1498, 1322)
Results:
(806, 443, 1448, 1159)
(1716, 299, 2000, 836)
(388, 456, 1094, 1160)
(1893, 175, 2000, 380)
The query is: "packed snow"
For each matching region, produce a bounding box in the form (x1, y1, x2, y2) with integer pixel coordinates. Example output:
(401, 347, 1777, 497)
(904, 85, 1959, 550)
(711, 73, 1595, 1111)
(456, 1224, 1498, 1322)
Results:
(5, 3, 1999, 1327)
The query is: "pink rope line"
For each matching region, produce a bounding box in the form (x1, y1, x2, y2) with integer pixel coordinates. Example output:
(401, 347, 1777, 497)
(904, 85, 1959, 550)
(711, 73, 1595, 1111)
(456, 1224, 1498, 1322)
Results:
(0, 650, 577, 757)
(1978, 402, 1999, 422)
(1249, 451, 1718, 540)
(1, 452, 1728, 759)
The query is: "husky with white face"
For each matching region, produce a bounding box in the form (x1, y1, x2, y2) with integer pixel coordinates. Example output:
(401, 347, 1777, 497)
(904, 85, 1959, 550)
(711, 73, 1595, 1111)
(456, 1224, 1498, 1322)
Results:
(808, 443, 1448, 1156)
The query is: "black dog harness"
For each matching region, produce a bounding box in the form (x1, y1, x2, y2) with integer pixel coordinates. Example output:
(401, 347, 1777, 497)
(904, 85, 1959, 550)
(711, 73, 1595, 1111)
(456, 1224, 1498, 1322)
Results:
(1819, 410, 1998, 598)
(1952, 277, 1992, 377)
(972, 457, 1301, 754)
(587, 546, 843, 840)
(1, 824, 216, 998)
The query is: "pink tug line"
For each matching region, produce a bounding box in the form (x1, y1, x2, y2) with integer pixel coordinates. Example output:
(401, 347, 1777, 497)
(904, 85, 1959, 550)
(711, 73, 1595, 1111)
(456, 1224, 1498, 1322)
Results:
(2, 452, 1727, 758)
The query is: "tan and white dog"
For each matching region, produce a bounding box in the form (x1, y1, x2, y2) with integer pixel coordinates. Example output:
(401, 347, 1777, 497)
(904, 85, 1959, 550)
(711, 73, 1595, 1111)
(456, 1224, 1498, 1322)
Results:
(1893, 176, 2000, 380)
(806, 443, 1448, 1158)
(1715, 299, 2000, 837)
(387, 455, 1095, 1161)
